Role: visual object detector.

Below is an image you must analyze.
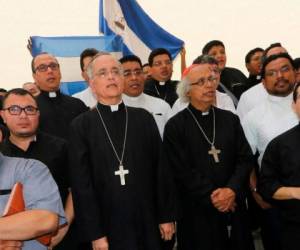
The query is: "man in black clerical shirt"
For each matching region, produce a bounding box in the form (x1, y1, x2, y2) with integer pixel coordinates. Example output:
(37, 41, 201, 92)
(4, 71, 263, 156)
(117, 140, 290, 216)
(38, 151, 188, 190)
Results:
(245, 47, 264, 89)
(0, 88, 80, 250)
(259, 82, 300, 250)
(31, 53, 88, 140)
(144, 48, 179, 106)
(69, 52, 176, 250)
(202, 40, 248, 101)
(164, 63, 254, 250)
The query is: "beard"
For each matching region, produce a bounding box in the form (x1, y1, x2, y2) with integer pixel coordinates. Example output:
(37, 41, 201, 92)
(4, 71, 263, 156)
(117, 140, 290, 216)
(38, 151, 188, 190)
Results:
(268, 79, 294, 97)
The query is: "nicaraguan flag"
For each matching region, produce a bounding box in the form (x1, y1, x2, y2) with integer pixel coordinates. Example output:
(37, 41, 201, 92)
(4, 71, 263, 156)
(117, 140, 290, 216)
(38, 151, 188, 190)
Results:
(31, 35, 123, 95)
(99, 0, 184, 63)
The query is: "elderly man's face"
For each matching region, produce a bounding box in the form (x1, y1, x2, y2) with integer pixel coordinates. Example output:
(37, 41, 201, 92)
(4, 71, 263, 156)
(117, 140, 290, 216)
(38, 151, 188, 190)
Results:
(32, 54, 61, 92)
(263, 57, 295, 97)
(187, 64, 218, 106)
(1, 94, 39, 138)
(90, 55, 124, 104)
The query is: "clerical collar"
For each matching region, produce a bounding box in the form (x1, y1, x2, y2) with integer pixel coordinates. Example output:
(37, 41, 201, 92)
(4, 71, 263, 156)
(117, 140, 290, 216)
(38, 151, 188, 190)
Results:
(97, 101, 124, 112)
(188, 103, 211, 116)
(256, 75, 261, 80)
(40, 90, 60, 98)
(159, 81, 166, 86)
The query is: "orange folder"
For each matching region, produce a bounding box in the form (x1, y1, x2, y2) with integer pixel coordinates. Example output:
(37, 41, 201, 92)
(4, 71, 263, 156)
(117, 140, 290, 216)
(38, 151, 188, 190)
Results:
(2, 182, 52, 246)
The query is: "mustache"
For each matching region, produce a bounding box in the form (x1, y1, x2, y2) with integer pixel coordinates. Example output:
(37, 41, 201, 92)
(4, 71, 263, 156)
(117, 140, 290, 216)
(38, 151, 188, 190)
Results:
(274, 78, 290, 86)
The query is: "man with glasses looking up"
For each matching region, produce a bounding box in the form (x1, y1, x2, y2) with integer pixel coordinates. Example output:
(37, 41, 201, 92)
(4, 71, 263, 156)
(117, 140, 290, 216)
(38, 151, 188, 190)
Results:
(163, 63, 254, 250)
(69, 52, 177, 250)
(144, 48, 179, 107)
(31, 53, 88, 140)
(0, 88, 79, 250)
(120, 55, 171, 138)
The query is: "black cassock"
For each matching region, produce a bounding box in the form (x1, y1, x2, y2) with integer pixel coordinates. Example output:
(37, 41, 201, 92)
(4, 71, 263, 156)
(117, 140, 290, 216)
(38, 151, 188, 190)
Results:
(163, 104, 254, 250)
(37, 90, 88, 140)
(219, 67, 248, 100)
(259, 123, 300, 250)
(144, 78, 179, 107)
(69, 102, 176, 250)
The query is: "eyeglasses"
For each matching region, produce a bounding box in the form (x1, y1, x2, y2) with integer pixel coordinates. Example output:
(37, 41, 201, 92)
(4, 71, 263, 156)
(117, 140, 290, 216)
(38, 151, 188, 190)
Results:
(152, 60, 172, 67)
(123, 69, 143, 77)
(265, 65, 291, 78)
(190, 76, 218, 87)
(3, 105, 39, 115)
(94, 68, 122, 78)
(35, 63, 59, 73)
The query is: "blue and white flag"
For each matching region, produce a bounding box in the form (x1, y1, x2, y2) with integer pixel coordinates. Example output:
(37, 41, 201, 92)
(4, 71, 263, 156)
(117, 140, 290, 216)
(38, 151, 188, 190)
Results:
(99, 0, 184, 64)
(31, 35, 123, 95)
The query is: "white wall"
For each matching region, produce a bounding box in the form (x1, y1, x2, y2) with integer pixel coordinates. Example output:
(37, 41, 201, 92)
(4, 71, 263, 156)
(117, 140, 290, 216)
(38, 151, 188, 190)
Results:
(1, 0, 300, 90)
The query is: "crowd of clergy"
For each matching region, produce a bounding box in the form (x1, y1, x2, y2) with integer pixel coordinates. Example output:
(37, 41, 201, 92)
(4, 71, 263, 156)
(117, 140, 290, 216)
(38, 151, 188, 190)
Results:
(1, 40, 300, 250)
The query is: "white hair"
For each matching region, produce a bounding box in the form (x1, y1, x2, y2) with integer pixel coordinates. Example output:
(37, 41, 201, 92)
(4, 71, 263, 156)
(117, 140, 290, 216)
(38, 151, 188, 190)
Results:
(176, 76, 191, 103)
(86, 51, 122, 79)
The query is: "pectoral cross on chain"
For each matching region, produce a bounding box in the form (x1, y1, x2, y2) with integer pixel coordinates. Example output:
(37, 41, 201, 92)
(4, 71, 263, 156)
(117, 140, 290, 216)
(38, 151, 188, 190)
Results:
(115, 165, 129, 186)
(208, 145, 221, 163)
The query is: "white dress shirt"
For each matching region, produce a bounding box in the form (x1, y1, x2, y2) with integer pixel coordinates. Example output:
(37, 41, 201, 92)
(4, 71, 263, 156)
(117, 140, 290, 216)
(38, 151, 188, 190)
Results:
(237, 83, 268, 121)
(242, 93, 298, 166)
(122, 93, 171, 138)
(73, 87, 97, 108)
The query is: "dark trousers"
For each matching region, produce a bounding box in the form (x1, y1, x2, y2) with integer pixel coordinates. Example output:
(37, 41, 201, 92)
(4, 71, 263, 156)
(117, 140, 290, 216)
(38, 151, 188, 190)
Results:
(281, 221, 300, 250)
(260, 207, 281, 250)
(160, 236, 175, 250)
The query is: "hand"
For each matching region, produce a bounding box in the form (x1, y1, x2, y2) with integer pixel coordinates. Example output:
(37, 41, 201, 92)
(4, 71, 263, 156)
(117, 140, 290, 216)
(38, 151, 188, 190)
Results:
(180, 47, 186, 57)
(27, 37, 33, 56)
(48, 224, 69, 248)
(211, 188, 236, 212)
(0, 240, 22, 250)
(159, 222, 175, 241)
(252, 191, 272, 210)
(92, 237, 109, 250)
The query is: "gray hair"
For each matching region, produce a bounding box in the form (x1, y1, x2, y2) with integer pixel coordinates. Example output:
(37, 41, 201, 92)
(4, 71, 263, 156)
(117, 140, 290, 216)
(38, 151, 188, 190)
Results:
(176, 76, 191, 103)
(86, 51, 122, 79)
(192, 54, 218, 66)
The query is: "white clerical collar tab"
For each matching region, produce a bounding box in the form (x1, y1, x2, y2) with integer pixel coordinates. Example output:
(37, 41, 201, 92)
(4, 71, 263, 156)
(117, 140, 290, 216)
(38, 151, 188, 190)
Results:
(202, 111, 209, 116)
(110, 104, 119, 112)
(49, 92, 57, 98)
(256, 75, 261, 80)
(159, 81, 166, 86)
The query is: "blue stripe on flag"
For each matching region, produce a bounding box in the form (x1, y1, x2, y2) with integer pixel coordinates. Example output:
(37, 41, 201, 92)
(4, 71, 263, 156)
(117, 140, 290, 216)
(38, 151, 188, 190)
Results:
(60, 81, 88, 96)
(30, 35, 124, 95)
(31, 35, 123, 57)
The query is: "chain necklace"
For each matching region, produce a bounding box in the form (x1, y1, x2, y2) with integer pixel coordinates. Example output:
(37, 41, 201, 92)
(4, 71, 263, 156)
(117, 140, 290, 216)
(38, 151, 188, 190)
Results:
(187, 106, 221, 163)
(96, 104, 129, 185)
